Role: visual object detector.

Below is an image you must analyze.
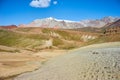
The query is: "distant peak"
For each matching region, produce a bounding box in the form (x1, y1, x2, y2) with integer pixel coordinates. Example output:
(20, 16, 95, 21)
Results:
(103, 16, 114, 19)
(102, 16, 120, 20)
(44, 17, 78, 23)
(46, 17, 55, 20)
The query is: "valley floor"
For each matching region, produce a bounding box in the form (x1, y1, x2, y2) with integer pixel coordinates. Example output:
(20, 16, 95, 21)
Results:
(14, 42, 120, 80)
(0, 48, 68, 80)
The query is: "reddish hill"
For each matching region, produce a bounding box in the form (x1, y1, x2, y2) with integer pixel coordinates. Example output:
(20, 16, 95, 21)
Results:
(0, 25, 17, 29)
(103, 19, 120, 34)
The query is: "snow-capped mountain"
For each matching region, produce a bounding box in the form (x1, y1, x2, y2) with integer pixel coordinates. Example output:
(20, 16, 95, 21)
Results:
(19, 16, 119, 29)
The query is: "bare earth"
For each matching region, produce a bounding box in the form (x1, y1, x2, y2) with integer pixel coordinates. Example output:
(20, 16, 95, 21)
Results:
(14, 42, 120, 80)
(0, 49, 68, 80)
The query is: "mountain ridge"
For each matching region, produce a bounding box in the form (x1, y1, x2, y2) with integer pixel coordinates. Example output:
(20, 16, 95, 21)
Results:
(19, 16, 119, 29)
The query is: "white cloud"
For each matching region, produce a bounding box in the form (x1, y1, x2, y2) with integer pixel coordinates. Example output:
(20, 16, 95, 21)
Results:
(30, 0, 51, 8)
(53, 1, 58, 5)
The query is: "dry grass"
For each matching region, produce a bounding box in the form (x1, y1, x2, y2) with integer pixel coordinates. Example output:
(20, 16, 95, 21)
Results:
(0, 53, 43, 78)
(0, 45, 68, 80)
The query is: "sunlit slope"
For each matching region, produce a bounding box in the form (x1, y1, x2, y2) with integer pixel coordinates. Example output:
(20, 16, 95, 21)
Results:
(0, 28, 120, 51)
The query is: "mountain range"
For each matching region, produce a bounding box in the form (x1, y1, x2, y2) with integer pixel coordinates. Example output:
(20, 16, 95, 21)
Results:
(19, 16, 119, 29)
(104, 19, 120, 28)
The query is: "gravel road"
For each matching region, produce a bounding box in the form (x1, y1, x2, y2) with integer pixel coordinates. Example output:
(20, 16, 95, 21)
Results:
(14, 42, 120, 80)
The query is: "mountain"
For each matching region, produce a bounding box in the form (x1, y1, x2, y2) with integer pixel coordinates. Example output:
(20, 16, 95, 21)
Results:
(80, 16, 119, 27)
(19, 16, 119, 29)
(19, 17, 83, 29)
(104, 19, 120, 29)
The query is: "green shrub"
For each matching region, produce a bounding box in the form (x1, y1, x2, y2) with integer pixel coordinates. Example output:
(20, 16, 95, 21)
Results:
(42, 28, 52, 33)
(0, 29, 22, 46)
(53, 38, 63, 46)
(26, 34, 49, 40)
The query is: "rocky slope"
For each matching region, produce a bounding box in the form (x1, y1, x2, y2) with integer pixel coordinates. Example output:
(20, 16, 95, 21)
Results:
(19, 16, 119, 29)
(104, 19, 120, 29)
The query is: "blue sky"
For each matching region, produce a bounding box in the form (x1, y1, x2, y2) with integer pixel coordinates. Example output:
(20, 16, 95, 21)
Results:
(0, 0, 120, 25)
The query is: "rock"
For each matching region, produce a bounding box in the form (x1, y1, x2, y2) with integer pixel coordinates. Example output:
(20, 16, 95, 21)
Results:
(81, 35, 96, 41)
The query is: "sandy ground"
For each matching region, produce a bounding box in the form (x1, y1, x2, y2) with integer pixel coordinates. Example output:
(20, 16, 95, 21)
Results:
(14, 42, 120, 80)
(0, 48, 68, 80)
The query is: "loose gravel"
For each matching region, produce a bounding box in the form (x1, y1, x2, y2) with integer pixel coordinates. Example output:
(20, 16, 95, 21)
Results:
(14, 42, 120, 80)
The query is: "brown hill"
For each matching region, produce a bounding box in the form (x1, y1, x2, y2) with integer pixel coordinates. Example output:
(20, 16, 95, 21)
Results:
(0, 25, 17, 29)
(103, 19, 120, 34)
(70, 27, 102, 33)
(104, 19, 120, 28)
